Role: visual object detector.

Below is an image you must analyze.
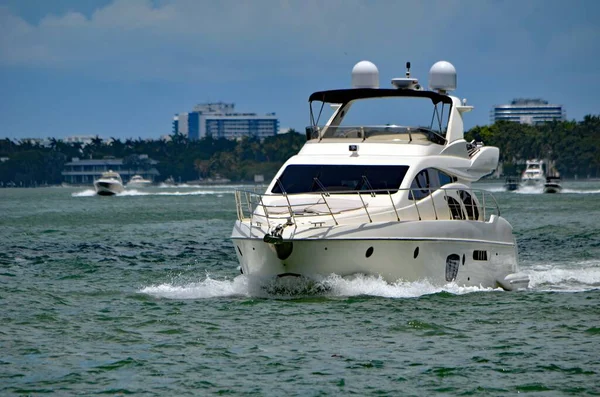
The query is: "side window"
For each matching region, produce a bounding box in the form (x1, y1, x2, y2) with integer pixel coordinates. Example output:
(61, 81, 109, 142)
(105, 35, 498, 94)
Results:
(459, 190, 479, 220)
(410, 169, 430, 200)
(438, 170, 454, 186)
(409, 168, 457, 200)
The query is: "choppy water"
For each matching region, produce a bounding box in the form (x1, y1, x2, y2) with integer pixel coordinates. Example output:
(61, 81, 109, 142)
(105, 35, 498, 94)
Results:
(1, 182, 599, 395)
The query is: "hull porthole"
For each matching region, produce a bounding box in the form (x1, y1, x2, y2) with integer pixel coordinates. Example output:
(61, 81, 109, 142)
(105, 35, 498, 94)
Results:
(446, 254, 460, 282)
(366, 247, 374, 258)
(413, 247, 419, 259)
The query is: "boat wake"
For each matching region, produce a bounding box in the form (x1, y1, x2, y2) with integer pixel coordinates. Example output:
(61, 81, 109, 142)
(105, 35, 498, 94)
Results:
(139, 273, 501, 300)
(119, 189, 234, 196)
(72, 189, 97, 197)
(561, 188, 600, 194)
(526, 260, 600, 292)
(515, 186, 544, 194)
(72, 189, 235, 197)
(139, 261, 600, 299)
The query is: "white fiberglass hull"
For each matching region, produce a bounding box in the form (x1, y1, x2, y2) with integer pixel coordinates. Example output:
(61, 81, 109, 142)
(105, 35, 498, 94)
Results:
(521, 177, 544, 187)
(94, 180, 124, 196)
(232, 217, 527, 291)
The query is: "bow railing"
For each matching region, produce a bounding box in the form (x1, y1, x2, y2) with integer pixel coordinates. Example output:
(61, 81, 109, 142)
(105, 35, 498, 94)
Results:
(235, 187, 500, 227)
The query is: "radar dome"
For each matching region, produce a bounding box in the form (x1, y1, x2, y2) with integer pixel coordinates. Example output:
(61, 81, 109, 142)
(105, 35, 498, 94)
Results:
(352, 60, 379, 88)
(429, 61, 456, 92)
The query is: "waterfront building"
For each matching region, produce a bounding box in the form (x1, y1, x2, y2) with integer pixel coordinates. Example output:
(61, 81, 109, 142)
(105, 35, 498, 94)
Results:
(491, 98, 565, 125)
(63, 135, 96, 146)
(172, 102, 279, 140)
(61, 155, 159, 185)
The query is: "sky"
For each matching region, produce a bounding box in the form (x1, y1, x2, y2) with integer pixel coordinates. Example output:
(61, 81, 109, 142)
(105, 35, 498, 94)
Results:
(0, 0, 599, 140)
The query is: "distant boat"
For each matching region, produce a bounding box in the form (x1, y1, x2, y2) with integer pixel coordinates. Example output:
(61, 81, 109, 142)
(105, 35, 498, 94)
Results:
(504, 176, 520, 191)
(94, 170, 124, 196)
(521, 159, 545, 188)
(127, 175, 153, 188)
(544, 176, 562, 193)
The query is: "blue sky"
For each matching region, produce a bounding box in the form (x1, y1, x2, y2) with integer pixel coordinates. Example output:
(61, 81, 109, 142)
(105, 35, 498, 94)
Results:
(1, 0, 598, 140)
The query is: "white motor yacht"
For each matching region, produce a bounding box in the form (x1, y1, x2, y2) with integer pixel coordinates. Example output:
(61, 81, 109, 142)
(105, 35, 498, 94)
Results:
(521, 159, 545, 187)
(231, 60, 529, 291)
(127, 175, 153, 188)
(544, 176, 562, 193)
(94, 170, 124, 196)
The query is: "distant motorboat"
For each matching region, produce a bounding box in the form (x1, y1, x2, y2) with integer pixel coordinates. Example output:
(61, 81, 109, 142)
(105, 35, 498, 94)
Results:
(94, 170, 124, 196)
(521, 159, 545, 188)
(544, 176, 562, 193)
(127, 175, 153, 188)
(504, 176, 520, 191)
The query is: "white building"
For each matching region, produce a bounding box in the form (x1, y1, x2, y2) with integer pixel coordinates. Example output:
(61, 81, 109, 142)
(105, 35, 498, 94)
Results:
(491, 98, 566, 125)
(173, 102, 279, 140)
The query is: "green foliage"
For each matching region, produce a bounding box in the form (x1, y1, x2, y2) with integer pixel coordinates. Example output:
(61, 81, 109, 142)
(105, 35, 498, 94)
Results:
(1, 117, 598, 186)
(0, 130, 306, 186)
(465, 117, 600, 178)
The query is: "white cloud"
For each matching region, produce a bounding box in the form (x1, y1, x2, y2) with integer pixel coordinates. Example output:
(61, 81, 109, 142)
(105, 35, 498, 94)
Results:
(0, 0, 598, 83)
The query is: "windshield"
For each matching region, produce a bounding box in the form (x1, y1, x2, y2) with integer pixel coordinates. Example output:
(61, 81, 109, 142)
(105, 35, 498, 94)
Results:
(310, 97, 450, 138)
(271, 164, 409, 194)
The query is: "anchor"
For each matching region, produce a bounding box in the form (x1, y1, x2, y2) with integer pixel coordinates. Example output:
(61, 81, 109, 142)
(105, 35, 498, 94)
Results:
(263, 218, 294, 260)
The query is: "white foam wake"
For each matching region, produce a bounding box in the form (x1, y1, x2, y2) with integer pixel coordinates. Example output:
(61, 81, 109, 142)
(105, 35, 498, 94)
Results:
(71, 189, 97, 197)
(526, 260, 600, 291)
(139, 273, 500, 300)
(561, 188, 600, 194)
(119, 189, 234, 196)
(515, 185, 544, 194)
(72, 189, 234, 197)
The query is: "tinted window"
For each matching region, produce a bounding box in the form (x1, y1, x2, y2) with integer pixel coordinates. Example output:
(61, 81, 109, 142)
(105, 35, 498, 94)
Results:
(438, 171, 454, 186)
(410, 168, 456, 200)
(271, 165, 409, 194)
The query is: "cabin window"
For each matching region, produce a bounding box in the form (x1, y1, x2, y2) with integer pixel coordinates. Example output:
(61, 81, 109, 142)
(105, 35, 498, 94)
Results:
(271, 165, 409, 194)
(459, 190, 479, 220)
(409, 168, 456, 200)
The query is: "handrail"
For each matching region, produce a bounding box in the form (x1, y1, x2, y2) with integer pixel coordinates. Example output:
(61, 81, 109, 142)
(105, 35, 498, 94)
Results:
(234, 187, 501, 227)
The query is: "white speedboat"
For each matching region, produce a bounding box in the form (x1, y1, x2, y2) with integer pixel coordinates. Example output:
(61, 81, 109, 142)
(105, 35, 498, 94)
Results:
(521, 159, 545, 187)
(94, 170, 124, 196)
(544, 176, 562, 193)
(127, 175, 153, 188)
(504, 176, 520, 191)
(231, 60, 529, 291)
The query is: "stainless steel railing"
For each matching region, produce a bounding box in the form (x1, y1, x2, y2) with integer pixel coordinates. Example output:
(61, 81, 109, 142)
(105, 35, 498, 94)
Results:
(235, 187, 501, 227)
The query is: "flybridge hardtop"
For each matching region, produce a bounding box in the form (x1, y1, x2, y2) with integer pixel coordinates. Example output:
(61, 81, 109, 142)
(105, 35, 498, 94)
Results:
(231, 60, 529, 291)
(308, 88, 453, 105)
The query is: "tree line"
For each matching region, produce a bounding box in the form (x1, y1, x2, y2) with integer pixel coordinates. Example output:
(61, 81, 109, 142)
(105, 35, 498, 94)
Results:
(0, 131, 306, 186)
(465, 116, 600, 178)
(0, 116, 598, 186)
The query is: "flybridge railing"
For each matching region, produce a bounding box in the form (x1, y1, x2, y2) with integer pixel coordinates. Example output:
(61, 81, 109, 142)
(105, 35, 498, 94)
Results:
(234, 187, 501, 227)
(306, 125, 447, 145)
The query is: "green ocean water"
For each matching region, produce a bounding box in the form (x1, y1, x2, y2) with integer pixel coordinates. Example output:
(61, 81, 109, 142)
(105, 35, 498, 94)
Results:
(1, 182, 599, 396)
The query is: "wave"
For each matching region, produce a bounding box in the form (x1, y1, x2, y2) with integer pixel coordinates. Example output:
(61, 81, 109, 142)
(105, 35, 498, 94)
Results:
(561, 189, 600, 194)
(157, 183, 256, 189)
(140, 261, 600, 299)
(139, 273, 500, 300)
(515, 185, 544, 194)
(72, 189, 235, 197)
(71, 189, 97, 197)
(526, 260, 600, 291)
(119, 189, 235, 196)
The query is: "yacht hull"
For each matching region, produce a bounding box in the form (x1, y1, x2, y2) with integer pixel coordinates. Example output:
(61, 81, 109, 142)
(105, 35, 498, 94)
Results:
(94, 181, 124, 196)
(232, 218, 524, 290)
